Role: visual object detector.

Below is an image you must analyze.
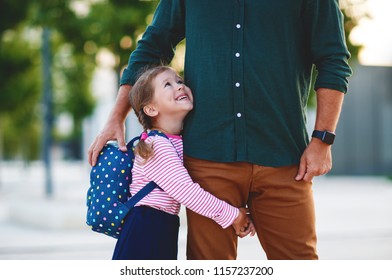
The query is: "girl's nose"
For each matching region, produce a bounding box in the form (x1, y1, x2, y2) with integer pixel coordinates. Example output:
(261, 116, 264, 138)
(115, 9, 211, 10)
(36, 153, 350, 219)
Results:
(177, 83, 184, 91)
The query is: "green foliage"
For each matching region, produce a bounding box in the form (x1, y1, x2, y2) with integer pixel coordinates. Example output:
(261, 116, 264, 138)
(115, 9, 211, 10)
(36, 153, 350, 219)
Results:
(0, 0, 29, 32)
(53, 0, 157, 158)
(0, 0, 92, 160)
(0, 29, 41, 160)
(60, 54, 95, 120)
(28, 0, 76, 28)
(0, 114, 41, 160)
(0, 33, 40, 112)
(0, 0, 149, 160)
(72, 0, 158, 72)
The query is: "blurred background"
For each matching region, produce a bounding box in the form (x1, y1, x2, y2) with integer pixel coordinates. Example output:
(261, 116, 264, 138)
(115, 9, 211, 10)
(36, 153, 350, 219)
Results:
(0, 0, 391, 260)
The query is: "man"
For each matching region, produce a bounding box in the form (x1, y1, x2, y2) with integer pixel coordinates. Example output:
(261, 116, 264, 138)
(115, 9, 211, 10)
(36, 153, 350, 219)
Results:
(88, 0, 352, 260)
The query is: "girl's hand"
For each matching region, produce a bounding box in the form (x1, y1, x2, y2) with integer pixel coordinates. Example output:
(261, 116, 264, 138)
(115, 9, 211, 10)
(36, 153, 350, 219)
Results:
(242, 215, 256, 237)
(232, 208, 256, 238)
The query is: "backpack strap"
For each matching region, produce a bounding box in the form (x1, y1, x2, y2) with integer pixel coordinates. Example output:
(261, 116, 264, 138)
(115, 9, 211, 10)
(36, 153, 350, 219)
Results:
(124, 181, 158, 209)
(123, 130, 169, 209)
(126, 135, 142, 152)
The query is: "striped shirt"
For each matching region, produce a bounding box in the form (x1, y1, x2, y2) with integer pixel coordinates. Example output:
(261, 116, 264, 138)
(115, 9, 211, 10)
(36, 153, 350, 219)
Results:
(131, 134, 239, 229)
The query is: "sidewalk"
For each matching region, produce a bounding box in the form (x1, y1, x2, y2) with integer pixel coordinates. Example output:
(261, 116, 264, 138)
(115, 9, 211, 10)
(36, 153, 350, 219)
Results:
(0, 161, 391, 260)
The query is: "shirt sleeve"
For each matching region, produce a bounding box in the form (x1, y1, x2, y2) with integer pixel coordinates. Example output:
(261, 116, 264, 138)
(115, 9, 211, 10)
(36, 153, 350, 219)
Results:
(120, 0, 186, 86)
(141, 136, 239, 229)
(303, 0, 352, 93)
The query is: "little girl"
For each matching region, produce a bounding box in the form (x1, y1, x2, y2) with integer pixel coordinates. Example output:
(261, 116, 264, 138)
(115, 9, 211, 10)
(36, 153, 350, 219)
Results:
(112, 66, 254, 260)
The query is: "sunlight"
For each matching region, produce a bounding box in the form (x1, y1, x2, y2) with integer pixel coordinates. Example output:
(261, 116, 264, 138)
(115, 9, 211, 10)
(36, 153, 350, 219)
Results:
(350, 0, 392, 66)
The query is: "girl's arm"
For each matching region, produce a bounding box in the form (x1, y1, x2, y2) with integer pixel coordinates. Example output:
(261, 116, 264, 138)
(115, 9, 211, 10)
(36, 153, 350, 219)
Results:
(142, 137, 239, 229)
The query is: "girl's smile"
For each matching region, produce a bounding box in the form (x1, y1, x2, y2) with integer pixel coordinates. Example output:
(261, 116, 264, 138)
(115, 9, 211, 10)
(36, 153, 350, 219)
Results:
(175, 93, 191, 102)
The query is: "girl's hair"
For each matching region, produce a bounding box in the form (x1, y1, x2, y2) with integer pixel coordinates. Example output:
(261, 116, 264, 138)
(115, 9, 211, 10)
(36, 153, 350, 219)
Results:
(129, 65, 173, 160)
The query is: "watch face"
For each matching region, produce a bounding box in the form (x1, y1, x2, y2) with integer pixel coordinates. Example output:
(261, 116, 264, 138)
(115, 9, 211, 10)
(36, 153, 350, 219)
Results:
(323, 132, 335, 144)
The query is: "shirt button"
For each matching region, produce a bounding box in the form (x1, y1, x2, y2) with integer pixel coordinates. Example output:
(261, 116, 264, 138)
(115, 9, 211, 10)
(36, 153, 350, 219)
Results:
(236, 24, 241, 29)
(235, 52, 240, 57)
(237, 113, 242, 118)
(235, 82, 240, 87)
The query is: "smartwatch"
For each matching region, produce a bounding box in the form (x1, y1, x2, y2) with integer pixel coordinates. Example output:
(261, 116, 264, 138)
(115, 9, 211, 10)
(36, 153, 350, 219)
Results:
(311, 130, 335, 145)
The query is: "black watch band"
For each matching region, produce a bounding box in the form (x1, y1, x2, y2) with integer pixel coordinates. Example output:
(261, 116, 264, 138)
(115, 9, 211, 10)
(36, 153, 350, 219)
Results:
(311, 130, 335, 145)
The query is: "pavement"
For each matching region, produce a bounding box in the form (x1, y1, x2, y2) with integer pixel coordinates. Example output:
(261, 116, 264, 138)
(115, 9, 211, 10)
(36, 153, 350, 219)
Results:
(0, 160, 392, 260)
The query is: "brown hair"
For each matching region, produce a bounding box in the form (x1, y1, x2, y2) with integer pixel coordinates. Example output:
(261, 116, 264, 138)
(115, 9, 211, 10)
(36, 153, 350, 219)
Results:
(129, 66, 173, 160)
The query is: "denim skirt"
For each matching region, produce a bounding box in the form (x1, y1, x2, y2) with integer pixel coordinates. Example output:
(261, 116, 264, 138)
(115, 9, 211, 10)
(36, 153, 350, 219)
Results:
(112, 206, 180, 260)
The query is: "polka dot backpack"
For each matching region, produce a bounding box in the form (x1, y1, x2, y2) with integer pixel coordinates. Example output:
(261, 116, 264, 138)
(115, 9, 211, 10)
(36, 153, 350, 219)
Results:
(86, 130, 167, 238)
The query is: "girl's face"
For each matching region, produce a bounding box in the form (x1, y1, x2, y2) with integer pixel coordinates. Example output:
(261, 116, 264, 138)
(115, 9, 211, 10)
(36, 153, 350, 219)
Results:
(147, 69, 193, 119)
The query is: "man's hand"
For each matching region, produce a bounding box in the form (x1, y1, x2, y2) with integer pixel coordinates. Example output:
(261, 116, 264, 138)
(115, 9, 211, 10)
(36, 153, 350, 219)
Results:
(295, 139, 332, 182)
(87, 85, 132, 166)
(88, 120, 127, 166)
(295, 87, 344, 182)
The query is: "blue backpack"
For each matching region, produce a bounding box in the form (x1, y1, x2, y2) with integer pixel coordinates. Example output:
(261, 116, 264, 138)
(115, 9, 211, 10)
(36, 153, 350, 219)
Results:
(86, 130, 167, 238)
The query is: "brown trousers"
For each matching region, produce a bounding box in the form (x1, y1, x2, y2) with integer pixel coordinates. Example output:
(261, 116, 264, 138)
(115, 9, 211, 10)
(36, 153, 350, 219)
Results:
(184, 155, 318, 260)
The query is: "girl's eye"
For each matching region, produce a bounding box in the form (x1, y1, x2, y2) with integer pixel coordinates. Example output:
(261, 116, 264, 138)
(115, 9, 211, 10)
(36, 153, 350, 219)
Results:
(177, 80, 184, 84)
(164, 82, 171, 87)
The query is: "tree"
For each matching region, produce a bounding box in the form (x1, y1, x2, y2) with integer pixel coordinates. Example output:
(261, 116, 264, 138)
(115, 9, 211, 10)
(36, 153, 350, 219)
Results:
(0, 0, 29, 32)
(53, 0, 158, 157)
(0, 2, 41, 160)
(1, 0, 157, 160)
(62, 0, 158, 80)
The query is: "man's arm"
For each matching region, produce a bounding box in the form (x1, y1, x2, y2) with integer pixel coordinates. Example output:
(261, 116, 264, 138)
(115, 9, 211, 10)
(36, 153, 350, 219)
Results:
(88, 85, 132, 166)
(295, 88, 344, 182)
(88, 0, 185, 166)
(296, 0, 352, 181)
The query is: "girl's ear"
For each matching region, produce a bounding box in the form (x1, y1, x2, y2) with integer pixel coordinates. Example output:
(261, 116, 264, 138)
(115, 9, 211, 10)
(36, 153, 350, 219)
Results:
(143, 104, 158, 117)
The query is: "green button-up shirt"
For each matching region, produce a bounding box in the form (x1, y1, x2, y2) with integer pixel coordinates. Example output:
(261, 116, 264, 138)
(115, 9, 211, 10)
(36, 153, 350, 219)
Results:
(121, 0, 352, 167)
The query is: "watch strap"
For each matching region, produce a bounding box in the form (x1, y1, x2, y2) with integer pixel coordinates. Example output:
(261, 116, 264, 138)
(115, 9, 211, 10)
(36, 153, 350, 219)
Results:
(311, 130, 335, 145)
